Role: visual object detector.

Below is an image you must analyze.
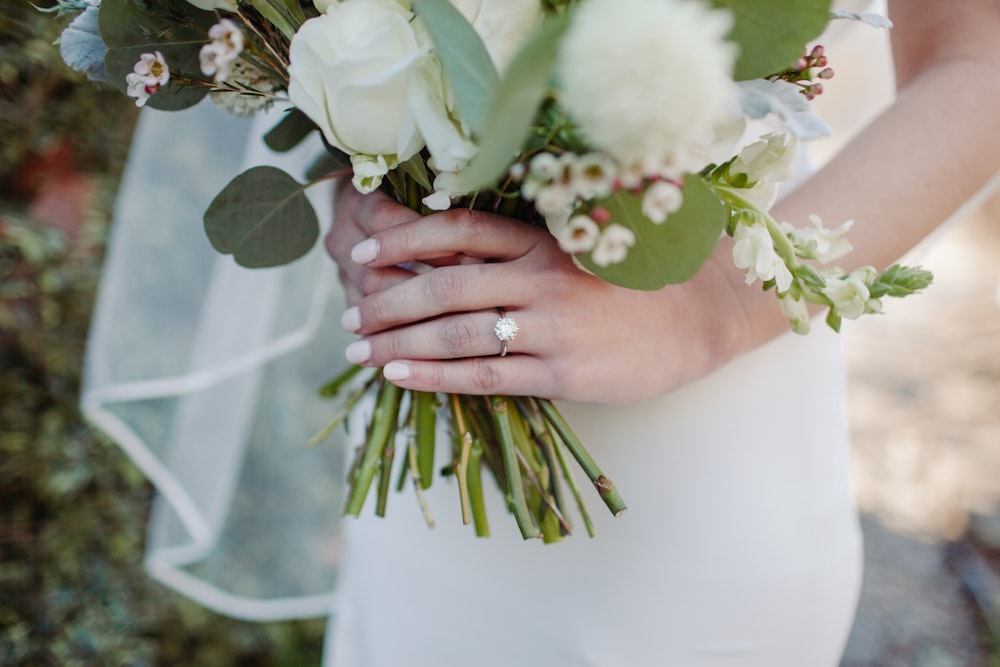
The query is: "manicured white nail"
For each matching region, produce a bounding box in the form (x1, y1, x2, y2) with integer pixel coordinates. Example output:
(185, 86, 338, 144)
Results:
(345, 340, 371, 364)
(383, 361, 410, 381)
(351, 238, 379, 264)
(341, 306, 361, 332)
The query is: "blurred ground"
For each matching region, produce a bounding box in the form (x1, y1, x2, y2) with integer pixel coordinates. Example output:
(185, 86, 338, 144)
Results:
(841, 198, 1000, 667)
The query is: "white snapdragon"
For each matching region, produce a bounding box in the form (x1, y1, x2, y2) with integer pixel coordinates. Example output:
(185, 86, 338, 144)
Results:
(288, 0, 473, 192)
(557, 0, 740, 176)
(823, 267, 879, 320)
(641, 180, 683, 224)
(732, 217, 793, 292)
(200, 19, 244, 82)
(591, 224, 636, 267)
(730, 132, 797, 184)
(781, 214, 854, 263)
(779, 293, 811, 335)
(125, 52, 169, 107)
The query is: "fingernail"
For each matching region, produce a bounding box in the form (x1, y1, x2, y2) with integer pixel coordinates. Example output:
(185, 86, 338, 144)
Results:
(383, 361, 410, 381)
(341, 306, 361, 332)
(351, 238, 379, 264)
(345, 340, 372, 365)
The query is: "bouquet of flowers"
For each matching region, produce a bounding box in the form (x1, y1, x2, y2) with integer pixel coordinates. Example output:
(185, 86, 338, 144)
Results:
(53, 0, 929, 542)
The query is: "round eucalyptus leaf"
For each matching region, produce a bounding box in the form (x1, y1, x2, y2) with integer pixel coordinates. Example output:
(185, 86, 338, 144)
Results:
(712, 0, 831, 80)
(204, 166, 320, 268)
(577, 177, 727, 290)
(100, 0, 215, 110)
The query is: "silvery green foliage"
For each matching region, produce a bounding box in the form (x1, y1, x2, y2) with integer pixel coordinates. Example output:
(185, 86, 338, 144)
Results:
(59, 3, 108, 81)
(739, 78, 830, 140)
(830, 9, 893, 30)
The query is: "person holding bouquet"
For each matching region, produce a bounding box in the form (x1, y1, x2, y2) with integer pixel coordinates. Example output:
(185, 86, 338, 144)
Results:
(319, 1, 1000, 665)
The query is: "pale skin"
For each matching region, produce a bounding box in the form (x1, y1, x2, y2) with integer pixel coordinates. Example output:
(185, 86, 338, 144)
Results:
(326, 0, 1000, 405)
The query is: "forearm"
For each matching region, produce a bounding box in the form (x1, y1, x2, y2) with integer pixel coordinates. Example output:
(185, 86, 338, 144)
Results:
(733, 4, 1000, 353)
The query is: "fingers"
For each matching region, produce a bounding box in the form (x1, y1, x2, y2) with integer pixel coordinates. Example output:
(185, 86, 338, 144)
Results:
(347, 261, 534, 333)
(378, 355, 560, 398)
(344, 308, 535, 366)
(353, 208, 546, 269)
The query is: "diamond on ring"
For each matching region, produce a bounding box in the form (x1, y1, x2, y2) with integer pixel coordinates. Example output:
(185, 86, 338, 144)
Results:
(494, 309, 518, 357)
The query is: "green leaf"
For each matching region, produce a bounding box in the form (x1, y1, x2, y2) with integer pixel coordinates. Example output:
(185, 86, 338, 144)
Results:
(710, 0, 831, 80)
(453, 14, 570, 192)
(264, 108, 318, 152)
(99, 0, 215, 110)
(204, 166, 320, 268)
(577, 177, 728, 290)
(305, 151, 352, 182)
(246, 0, 304, 39)
(412, 0, 499, 133)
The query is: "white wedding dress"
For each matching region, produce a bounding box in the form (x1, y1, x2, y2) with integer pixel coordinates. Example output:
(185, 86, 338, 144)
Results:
(82, 2, 894, 665)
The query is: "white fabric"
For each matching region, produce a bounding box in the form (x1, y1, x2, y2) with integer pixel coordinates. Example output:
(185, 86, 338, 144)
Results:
(326, 328, 861, 666)
(81, 102, 351, 620)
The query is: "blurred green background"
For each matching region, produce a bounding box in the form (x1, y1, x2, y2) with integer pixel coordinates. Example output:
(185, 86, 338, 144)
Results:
(0, 5, 324, 665)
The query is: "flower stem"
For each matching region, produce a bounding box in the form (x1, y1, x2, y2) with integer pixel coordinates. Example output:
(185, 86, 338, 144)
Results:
(467, 440, 490, 537)
(406, 435, 436, 529)
(490, 396, 541, 540)
(538, 399, 627, 517)
(344, 380, 403, 517)
(414, 391, 437, 489)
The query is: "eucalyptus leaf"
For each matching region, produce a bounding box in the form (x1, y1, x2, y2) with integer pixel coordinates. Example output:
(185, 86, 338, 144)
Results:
(711, 0, 831, 80)
(264, 108, 318, 152)
(246, 0, 304, 39)
(99, 0, 215, 110)
(305, 151, 351, 182)
(577, 178, 727, 290)
(204, 166, 320, 268)
(453, 14, 570, 192)
(413, 0, 499, 132)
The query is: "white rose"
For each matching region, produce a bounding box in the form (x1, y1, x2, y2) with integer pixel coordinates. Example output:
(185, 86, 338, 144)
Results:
(288, 0, 472, 175)
(447, 0, 542, 73)
(314, 0, 541, 74)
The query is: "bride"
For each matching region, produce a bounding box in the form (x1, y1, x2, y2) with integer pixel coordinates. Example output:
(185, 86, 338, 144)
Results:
(81, 0, 1000, 665)
(319, 1, 1000, 665)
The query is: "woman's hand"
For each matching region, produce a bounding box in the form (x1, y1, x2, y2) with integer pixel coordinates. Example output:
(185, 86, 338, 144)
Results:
(326, 187, 761, 404)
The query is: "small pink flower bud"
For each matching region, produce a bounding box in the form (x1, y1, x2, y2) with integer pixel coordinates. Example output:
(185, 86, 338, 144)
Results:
(591, 206, 611, 224)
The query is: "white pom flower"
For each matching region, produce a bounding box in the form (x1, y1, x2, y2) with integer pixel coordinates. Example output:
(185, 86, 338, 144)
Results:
(591, 224, 636, 267)
(732, 218, 793, 292)
(641, 180, 683, 224)
(557, 0, 740, 174)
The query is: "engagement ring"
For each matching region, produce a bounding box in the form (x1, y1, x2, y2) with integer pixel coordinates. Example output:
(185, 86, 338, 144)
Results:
(493, 308, 519, 357)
